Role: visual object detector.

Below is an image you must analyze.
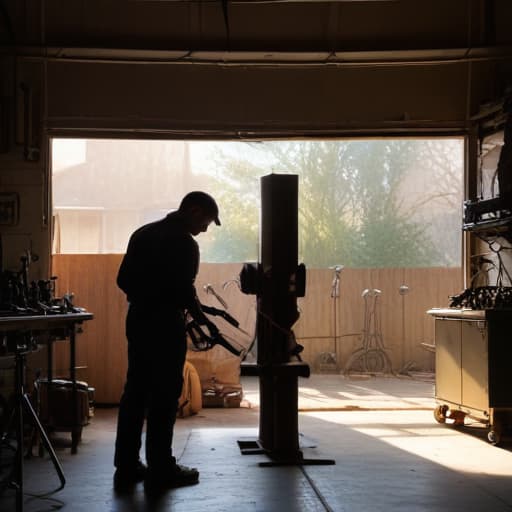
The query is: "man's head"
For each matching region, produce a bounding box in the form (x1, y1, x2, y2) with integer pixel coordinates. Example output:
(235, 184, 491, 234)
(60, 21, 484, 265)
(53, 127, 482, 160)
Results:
(178, 191, 221, 236)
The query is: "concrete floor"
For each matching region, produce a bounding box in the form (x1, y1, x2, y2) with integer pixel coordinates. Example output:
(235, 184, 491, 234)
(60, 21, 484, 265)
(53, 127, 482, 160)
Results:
(2, 374, 512, 512)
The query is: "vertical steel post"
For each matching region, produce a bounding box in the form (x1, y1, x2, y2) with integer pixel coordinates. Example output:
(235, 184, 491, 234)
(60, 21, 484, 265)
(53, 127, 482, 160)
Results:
(258, 174, 306, 460)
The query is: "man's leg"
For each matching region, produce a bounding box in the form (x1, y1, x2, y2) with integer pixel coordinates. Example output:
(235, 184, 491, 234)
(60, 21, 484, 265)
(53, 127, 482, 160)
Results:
(145, 337, 184, 470)
(113, 310, 148, 487)
(114, 361, 147, 469)
(144, 320, 199, 488)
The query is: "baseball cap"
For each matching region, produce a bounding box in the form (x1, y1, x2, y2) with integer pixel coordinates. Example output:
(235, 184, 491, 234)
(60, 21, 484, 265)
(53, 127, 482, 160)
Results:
(180, 191, 221, 226)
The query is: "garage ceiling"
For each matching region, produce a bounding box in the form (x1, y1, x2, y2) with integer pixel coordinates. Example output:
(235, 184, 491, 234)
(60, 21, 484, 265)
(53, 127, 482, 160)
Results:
(2, 1, 512, 134)
(3, 1, 511, 53)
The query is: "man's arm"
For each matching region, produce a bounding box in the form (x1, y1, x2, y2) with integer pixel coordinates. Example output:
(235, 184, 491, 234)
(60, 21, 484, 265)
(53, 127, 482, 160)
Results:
(181, 236, 218, 335)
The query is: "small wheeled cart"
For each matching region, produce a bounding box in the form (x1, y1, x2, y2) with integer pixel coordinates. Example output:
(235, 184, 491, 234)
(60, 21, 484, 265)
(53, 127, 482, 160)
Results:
(427, 307, 512, 445)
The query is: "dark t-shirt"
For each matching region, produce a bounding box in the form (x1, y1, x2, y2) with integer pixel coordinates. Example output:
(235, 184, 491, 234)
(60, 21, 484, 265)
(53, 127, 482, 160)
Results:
(117, 212, 199, 310)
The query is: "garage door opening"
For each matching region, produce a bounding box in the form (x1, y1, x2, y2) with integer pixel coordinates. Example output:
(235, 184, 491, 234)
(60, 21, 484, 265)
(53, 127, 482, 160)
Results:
(50, 137, 464, 404)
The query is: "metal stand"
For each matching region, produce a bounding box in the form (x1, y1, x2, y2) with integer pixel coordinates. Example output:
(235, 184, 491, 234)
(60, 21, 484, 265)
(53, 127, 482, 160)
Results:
(7, 345, 65, 512)
(344, 288, 393, 374)
(240, 174, 335, 467)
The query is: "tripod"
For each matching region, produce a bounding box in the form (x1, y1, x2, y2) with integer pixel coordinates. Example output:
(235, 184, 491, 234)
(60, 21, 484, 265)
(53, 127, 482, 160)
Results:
(2, 340, 65, 512)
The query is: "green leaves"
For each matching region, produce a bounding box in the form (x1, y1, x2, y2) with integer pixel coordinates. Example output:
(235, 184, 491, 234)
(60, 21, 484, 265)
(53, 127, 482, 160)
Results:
(200, 139, 462, 268)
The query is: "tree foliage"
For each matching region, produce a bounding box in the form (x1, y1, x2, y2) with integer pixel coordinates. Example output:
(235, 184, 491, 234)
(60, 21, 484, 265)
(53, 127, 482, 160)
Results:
(201, 139, 462, 268)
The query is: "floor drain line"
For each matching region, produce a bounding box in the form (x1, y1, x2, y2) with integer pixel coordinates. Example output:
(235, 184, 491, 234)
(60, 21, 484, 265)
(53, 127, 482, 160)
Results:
(300, 466, 335, 512)
(177, 430, 194, 463)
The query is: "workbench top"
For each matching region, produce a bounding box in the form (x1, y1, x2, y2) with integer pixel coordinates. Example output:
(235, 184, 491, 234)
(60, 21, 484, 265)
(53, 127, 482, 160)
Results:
(427, 308, 512, 320)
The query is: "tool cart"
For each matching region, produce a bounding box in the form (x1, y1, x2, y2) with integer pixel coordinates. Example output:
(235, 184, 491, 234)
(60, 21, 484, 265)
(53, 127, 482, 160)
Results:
(427, 307, 512, 445)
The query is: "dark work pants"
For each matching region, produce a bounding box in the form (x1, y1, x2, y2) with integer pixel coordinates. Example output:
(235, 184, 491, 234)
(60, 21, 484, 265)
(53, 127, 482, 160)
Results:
(114, 304, 186, 471)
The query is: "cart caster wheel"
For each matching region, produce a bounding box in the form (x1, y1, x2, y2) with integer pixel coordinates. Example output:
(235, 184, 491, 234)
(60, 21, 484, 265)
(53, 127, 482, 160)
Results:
(449, 410, 466, 427)
(434, 405, 448, 424)
(488, 430, 501, 446)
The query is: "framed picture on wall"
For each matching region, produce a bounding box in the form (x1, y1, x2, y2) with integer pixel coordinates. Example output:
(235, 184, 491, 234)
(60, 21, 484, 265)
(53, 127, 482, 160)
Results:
(0, 193, 19, 225)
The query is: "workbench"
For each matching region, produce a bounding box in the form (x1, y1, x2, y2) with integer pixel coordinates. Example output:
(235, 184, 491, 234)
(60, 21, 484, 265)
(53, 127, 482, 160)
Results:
(0, 311, 94, 453)
(0, 311, 93, 512)
(427, 307, 512, 444)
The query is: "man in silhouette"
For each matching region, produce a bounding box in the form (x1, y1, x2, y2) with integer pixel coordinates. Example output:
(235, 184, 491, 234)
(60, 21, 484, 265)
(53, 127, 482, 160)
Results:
(113, 191, 221, 490)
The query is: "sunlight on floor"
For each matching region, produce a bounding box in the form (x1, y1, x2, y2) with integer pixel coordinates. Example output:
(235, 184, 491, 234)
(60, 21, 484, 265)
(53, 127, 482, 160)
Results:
(304, 409, 512, 477)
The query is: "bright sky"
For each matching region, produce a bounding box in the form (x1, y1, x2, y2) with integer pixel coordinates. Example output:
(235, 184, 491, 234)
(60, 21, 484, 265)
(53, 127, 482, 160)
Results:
(52, 139, 87, 172)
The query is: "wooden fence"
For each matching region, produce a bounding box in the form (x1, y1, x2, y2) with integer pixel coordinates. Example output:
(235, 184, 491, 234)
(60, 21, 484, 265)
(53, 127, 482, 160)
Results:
(49, 255, 462, 403)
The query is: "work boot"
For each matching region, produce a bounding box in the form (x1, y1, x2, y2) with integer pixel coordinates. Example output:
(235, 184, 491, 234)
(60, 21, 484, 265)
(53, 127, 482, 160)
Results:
(144, 463, 199, 490)
(113, 460, 148, 491)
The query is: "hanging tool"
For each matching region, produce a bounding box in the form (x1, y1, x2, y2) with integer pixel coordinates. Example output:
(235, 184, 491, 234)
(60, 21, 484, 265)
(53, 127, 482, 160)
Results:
(203, 283, 229, 309)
